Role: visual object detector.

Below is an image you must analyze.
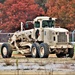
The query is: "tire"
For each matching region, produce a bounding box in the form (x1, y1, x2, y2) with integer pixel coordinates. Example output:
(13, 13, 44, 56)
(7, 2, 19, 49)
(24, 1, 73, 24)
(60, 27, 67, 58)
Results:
(1, 43, 12, 58)
(31, 43, 40, 58)
(39, 43, 49, 58)
(68, 47, 74, 58)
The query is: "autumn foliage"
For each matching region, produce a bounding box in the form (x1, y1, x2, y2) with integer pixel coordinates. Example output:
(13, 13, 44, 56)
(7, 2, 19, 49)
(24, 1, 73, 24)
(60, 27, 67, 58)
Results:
(0, 0, 44, 32)
(46, 0, 75, 31)
(0, 0, 75, 32)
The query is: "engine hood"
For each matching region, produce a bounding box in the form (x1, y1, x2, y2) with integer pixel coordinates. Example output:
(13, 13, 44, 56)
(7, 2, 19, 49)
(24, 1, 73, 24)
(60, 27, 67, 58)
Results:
(45, 27, 68, 32)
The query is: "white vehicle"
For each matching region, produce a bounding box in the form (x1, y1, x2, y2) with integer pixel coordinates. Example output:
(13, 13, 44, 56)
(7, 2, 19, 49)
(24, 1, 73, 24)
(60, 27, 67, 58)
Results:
(1, 16, 74, 58)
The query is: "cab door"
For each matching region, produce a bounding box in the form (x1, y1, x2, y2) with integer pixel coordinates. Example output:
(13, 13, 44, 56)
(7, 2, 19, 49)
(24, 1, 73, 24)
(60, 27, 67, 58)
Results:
(34, 21, 44, 41)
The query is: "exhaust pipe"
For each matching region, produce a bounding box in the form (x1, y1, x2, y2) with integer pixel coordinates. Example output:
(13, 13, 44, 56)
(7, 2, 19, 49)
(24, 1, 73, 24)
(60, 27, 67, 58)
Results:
(21, 22, 23, 31)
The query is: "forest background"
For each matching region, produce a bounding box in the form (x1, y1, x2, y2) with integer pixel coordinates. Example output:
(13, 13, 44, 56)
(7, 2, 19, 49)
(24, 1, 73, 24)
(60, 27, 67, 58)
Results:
(0, 0, 75, 32)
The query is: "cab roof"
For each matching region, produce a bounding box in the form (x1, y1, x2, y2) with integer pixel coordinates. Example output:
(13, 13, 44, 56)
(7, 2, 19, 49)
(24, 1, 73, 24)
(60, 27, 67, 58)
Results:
(34, 16, 56, 22)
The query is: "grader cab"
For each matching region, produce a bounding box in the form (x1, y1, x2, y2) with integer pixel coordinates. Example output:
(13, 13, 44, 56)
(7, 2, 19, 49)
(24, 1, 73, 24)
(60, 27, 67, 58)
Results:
(1, 16, 74, 58)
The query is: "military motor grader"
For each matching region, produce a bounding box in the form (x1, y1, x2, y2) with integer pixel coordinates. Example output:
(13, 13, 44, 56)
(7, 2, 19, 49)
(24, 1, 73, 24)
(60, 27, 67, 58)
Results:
(1, 16, 74, 58)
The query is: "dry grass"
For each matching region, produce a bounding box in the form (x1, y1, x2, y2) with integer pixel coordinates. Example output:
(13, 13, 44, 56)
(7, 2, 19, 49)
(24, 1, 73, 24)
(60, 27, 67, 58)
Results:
(3, 59, 14, 66)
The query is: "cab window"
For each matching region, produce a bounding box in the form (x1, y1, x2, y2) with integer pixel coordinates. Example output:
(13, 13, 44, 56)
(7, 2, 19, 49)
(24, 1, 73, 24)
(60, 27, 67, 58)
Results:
(42, 20, 54, 28)
(34, 21, 40, 28)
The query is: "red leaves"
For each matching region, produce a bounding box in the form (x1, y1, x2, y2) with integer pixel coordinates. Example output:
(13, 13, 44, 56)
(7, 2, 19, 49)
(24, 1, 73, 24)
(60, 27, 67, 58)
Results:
(46, 0, 75, 31)
(0, 0, 44, 32)
(0, 3, 3, 9)
(67, 24, 75, 31)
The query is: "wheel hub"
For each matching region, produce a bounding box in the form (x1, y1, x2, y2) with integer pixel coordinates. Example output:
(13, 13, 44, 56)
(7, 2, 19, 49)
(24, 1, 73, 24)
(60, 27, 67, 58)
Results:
(32, 47, 36, 56)
(40, 47, 44, 57)
(3, 47, 7, 56)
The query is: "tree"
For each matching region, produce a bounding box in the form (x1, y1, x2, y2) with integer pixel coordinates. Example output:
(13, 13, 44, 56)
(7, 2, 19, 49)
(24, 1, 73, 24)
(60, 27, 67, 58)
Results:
(46, 0, 75, 31)
(0, 0, 5, 3)
(0, 0, 44, 32)
(0, 3, 3, 26)
(35, 0, 47, 13)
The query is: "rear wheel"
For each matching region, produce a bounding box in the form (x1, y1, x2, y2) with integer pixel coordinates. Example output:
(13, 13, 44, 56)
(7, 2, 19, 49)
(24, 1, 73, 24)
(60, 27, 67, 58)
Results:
(1, 43, 12, 58)
(39, 43, 49, 58)
(31, 43, 40, 58)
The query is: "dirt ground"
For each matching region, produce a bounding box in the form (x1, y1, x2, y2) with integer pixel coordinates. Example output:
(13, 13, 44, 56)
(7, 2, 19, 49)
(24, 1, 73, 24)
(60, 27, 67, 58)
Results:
(0, 54, 75, 75)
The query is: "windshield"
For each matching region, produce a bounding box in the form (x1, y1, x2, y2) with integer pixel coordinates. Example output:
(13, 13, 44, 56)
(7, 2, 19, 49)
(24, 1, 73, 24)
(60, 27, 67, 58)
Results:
(42, 20, 54, 28)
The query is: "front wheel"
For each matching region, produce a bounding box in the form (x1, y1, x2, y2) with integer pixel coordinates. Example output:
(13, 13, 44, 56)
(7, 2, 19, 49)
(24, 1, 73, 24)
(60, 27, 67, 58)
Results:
(1, 43, 12, 58)
(68, 47, 74, 58)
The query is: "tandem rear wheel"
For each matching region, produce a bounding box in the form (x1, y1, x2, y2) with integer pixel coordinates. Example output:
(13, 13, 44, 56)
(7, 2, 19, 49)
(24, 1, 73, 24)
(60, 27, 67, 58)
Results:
(31, 43, 49, 58)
